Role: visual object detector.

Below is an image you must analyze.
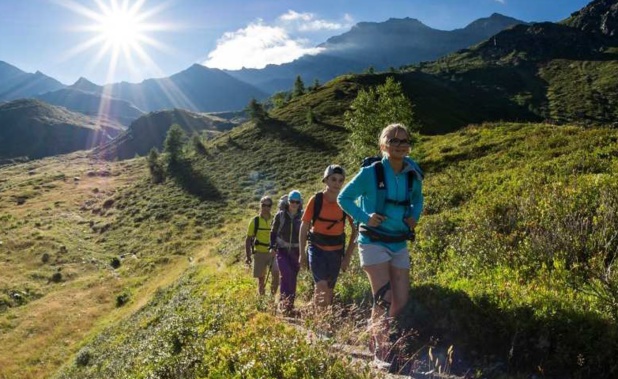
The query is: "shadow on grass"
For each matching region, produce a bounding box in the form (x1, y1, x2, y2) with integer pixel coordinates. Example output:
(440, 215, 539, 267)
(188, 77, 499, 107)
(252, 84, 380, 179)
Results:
(393, 284, 618, 378)
(315, 121, 347, 132)
(257, 118, 337, 151)
(168, 158, 222, 201)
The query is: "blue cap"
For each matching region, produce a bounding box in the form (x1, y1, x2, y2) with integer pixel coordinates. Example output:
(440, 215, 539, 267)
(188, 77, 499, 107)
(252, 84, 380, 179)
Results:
(288, 190, 302, 201)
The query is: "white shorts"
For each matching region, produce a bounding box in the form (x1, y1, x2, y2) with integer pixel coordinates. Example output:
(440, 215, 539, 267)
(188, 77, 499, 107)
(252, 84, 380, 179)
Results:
(358, 243, 410, 269)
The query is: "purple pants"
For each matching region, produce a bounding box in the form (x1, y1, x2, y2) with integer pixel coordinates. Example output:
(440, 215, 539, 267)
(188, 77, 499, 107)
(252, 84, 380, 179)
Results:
(276, 247, 300, 308)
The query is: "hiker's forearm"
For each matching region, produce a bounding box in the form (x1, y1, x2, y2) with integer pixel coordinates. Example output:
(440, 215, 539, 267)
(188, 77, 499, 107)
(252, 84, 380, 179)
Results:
(299, 221, 310, 258)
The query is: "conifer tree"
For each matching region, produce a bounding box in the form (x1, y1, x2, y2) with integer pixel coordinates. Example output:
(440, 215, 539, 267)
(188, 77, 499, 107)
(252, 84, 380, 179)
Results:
(293, 75, 305, 97)
(164, 124, 186, 165)
(246, 98, 267, 123)
(146, 147, 165, 183)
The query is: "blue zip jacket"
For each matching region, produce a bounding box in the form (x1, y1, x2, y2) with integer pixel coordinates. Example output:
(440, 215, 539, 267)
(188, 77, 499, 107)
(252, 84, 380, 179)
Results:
(337, 156, 423, 251)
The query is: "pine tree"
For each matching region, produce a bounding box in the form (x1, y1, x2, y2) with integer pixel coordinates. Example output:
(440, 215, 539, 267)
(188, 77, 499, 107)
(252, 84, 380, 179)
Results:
(293, 75, 305, 97)
(146, 147, 165, 183)
(246, 98, 267, 123)
(164, 124, 186, 165)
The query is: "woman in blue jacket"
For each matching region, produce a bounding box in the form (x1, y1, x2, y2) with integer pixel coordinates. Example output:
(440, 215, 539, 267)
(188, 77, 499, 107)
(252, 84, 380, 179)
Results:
(338, 123, 423, 364)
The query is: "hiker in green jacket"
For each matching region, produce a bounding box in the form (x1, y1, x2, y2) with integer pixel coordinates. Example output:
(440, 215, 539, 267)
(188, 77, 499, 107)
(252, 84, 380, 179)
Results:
(245, 195, 279, 296)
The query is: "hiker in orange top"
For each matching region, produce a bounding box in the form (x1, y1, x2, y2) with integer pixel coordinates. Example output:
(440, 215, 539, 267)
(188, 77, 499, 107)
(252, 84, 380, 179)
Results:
(299, 165, 357, 308)
(245, 196, 279, 296)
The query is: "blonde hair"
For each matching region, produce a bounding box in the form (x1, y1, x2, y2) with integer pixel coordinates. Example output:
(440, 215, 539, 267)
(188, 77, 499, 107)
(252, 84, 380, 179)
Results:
(379, 123, 410, 156)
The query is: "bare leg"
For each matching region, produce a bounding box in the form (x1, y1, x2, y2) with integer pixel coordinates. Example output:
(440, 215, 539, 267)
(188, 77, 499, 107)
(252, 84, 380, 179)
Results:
(257, 276, 266, 296)
(388, 266, 410, 317)
(363, 262, 392, 358)
(314, 280, 334, 307)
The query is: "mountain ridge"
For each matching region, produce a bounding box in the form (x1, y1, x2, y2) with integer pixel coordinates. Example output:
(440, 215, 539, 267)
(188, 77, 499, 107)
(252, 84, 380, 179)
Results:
(0, 61, 65, 101)
(225, 14, 525, 93)
(36, 88, 144, 126)
(0, 99, 124, 160)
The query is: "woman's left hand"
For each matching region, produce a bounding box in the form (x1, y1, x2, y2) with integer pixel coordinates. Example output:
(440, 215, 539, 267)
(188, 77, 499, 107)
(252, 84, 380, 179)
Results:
(341, 247, 354, 272)
(404, 217, 417, 230)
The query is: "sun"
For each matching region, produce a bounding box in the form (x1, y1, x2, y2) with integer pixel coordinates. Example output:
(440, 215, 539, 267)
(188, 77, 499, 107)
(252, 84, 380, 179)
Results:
(56, 0, 173, 83)
(96, 5, 145, 49)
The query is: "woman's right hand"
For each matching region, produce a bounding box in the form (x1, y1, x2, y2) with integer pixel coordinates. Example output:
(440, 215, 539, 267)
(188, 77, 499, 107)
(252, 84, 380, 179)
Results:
(367, 213, 386, 227)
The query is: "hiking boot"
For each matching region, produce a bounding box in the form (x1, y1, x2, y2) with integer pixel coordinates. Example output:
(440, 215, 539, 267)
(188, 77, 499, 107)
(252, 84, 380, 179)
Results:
(373, 347, 401, 373)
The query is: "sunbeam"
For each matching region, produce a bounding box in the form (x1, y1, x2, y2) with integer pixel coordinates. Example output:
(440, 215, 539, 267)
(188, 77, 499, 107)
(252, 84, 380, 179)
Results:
(54, 0, 175, 84)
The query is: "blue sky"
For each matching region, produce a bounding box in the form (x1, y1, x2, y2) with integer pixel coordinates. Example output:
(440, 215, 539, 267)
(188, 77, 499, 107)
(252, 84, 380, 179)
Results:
(0, 0, 592, 86)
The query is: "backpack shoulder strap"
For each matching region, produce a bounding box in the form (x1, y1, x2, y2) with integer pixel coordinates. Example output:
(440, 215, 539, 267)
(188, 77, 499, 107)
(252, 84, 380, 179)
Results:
(374, 161, 386, 190)
(277, 211, 286, 236)
(253, 216, 260, 236)
(312, 192, 323, 225)
(373, 161, 387, 215)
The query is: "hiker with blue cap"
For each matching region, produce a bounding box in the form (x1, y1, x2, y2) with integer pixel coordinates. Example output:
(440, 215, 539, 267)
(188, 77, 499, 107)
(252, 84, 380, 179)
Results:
(270, 189, 303, 316)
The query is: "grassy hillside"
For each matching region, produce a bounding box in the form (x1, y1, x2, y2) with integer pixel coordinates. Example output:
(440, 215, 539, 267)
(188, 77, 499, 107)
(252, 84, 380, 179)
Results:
(3, 119, 618, 378)
(0, 99, 124, 162)
(2, 71, 618, 378)
(409, 123, 618, 377)
(0, 79, 361, 379)
(94, 108, 238, 160)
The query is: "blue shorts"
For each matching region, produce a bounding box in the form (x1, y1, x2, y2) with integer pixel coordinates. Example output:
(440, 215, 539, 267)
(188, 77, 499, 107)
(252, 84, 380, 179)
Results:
(308, 244, 343, 288)
(358, 243, 410, 269)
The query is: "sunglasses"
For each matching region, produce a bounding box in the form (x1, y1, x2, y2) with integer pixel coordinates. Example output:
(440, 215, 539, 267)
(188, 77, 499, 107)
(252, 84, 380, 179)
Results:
(289, 200, 301, 204)
(386, 138, 411, 147)
(261, 203, 272, 207)
(328, 176, 345, 183)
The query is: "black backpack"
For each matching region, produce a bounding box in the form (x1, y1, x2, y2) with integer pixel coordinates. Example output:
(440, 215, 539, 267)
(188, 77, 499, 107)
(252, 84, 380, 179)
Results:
(311, 192, 346, 230)
(361, 156, 421, 216)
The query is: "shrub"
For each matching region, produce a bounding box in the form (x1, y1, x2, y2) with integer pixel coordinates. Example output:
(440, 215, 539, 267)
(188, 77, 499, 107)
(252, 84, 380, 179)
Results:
(110, 257, 121, 269)
(75, 348, 91, 367)
(50, 272, 62, 283)
(116, 293, 130, 307)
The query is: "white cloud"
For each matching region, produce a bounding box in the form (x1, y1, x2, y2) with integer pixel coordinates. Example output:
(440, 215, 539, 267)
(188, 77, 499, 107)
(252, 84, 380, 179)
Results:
(278, 10, 352, 32)
(494, 0, 506, 4)
(204, 11, 354, 70)
(204, 21, 324, 70)
(279, 10, 313, 22)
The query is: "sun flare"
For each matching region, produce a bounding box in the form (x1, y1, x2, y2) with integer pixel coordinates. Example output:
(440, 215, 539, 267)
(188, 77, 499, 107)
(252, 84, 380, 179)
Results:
(56, 0, 173, 83)
(97, 7, 144, 49)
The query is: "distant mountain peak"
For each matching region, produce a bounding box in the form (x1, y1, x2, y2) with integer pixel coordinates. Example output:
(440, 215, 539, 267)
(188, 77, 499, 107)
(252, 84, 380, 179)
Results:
(74, 77, 95, 85)
(463, 13, 524, 32)
(70, 77, 102, 93)
(563, 0, 618, 36)
(352, 17, 430, 32)
(0, 60, 25, 77)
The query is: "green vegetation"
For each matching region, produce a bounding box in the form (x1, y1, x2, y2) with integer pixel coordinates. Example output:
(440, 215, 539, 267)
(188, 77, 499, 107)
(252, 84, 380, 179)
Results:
(344, 76, 418, 160)
(408, 123, 618, 377)
(2, 60, 618, 378)
(246, 98, 268, 124)
(56, 266, 369, 379)
(293, 75, 306, 98)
